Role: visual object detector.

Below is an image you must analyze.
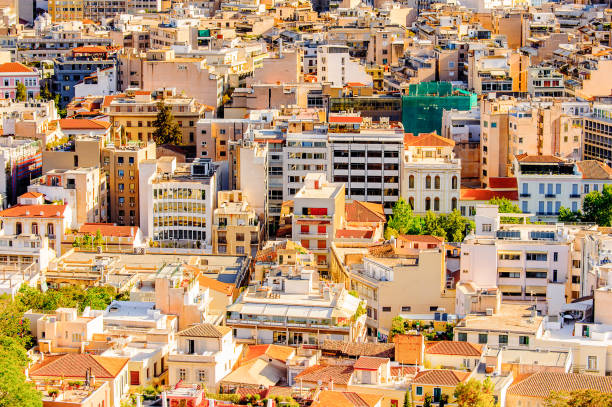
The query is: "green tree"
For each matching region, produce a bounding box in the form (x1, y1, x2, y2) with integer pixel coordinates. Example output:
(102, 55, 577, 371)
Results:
(404, 389, 412, 407)
(438, 210, 474, 242)
(389, 316, 405, 341)
(423, 393, 432, 407)
(152, 99, 182, 145)
(582, 185, 612, 226)
(488, 196, 522, 223)
(15, 82, 27, 102)
(545, 389, 612, 407)
(454, 378, 496, 407)
(39, 83, 52, 101)
(93, 230, 104, 248)
(423, 211, 446, 239)
(0, 336, 42, 407)
(439, 394, 449, 407)
(386, 198, 423, 236)
(558, 206, 583, 223)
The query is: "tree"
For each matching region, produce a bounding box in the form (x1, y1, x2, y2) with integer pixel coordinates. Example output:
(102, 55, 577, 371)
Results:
(545, 389, 612, 407)
(488, 196, 522, 223)
(93, 230, 104, 248)
(558, 206, 583, 223)
(423, 393, 432, 407)
(437, 210, 474, 242)
(404, 389, 412, 407)
(386, 198, 423, 236)
(389, 316, 405, 341)
(454, 378, 496, 407)
(152, 99, 182, 145)
(15, 82, 27, 102)
(582, 185, 612, 226)
(39, 83, 52, 101)
(0, 335, 42, 407)
(439, 394, 449, 407)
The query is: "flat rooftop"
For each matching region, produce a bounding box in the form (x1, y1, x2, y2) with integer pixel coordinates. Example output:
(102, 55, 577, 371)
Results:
(456, 304, 543, 335)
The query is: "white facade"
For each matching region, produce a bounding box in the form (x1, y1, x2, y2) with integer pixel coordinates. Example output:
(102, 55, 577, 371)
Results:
(139, 157, 216, 251)
(74, 66, 117, 98)
(283, 131, 329, 200)
(316, 44, 373, 87)
(460, 205, 573, 315)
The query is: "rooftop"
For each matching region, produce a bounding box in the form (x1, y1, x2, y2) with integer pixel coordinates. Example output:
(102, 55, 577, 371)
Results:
(456, 304, 543, 335)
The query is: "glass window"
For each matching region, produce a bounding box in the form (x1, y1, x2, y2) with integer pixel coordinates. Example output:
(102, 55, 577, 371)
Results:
(498, 334, 508, 344)
(478, 333, 488, 344)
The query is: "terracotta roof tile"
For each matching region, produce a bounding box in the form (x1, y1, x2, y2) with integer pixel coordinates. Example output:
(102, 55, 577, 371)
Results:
(346, 201, 386, 223)
(321, 340, 394, 358)
(424, 341, 483, 357)
(59, 118, 111, 130)
(0, 204, 67, 218)
(398, 234, 444, 244)
(19, 192, 44, 199)
(329, 115, 362, 124)
(515, 154, 565, 163)
(353, 356, 389, 370)
(336, 229, 374, 239)
(0, 62, 34, 73)
(313, 391, 383, 407)
(394, 334, 424, 365)
(413, 369, 471, 387)
(178, 323, 231, 338)
(460, 189, 519, 201)
(507, 372, 612, 398)
(29, 354, 128, 379)
(198, 274, 235, 296)
(244, 344, 295, 363)
(78, 223, 138, 238)
(391, 365, 419, 377)
(577, 160, 612, 180)
(295, 364, 354, 385)
(404, 132, 455, 147)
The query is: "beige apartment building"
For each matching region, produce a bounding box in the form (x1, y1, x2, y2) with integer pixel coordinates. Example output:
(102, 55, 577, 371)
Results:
(212, 190, 261, 257)
(103, 88, 208, 145)
(102, 142, 156, 227)
(348, 241, 455, 342)
(28, 167, 107, 228)
(42, 137, 104, 174)
(480, 97, 515, 186)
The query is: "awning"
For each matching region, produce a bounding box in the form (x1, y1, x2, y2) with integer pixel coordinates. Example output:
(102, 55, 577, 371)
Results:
(526, 268, 547, 273)
(265, 304, 288, 317)
(490, 70, 506, 76)
(499, 285, 522, 293)
(498, 267, 522, 273)
(241, 303, 267, 315)
(309, 307, 333, 319)
(526, 285, 547, 294)
(286, 306, 311, 318)
(296, 220, 331, 225)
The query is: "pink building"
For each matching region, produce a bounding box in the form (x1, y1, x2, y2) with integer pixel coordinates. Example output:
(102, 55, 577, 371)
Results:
(0, 62, 40, 100)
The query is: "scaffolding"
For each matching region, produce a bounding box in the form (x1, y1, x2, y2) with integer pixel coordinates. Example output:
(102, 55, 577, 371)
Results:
(402, 82, 477, 137)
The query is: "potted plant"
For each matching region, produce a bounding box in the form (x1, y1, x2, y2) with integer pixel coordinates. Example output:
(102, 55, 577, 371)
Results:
(48, 389, 59, 399)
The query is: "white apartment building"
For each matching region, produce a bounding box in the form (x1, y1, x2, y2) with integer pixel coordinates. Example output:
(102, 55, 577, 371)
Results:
(328, 114, 403, 215)
(227, 268, 367, 345)
(317, 44, 373, 88)
(139, 157, 217, 251)
(283, 130, 329, 200)
(460, 205, 574, 315)
(168, 323, 242, 391)
(402, 133, 461, 214)
(515, 155, 612, 218)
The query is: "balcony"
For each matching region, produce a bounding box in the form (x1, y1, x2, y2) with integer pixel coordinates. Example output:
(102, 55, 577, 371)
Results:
(545, 194, 556, 198)
(520, 193, 531, 198)
(570, 194, 581, 198)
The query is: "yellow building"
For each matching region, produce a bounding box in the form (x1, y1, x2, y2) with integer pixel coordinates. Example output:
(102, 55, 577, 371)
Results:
(48, 0, 84, 21)
(411, 369, 471, 407)
(365, 63, 385, 90)
(212, 190, 262, 257)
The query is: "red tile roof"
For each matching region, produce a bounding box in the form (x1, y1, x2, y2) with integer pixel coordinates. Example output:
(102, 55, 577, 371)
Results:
(460, 189, 519, 201)
(0, 62, 34, 73)
(329, 115, 362, 124)
(425, 341, 483, 356)
(313, 391, 383, 407)
(19, 192, 44, 199)
(29, 354, 128, 379)
(404, 132, 455, 147)
(488, 177, 518, 189)
(198, 274, 235, 296)
(346, 201, 386, 223)
(353, 356, 389, 371)
(295, 364, 354, 385)
(346, 82, 367, 87)
(391, 365, 419, 377)
(336, 229, 374, 239)
(72, 46, 111, 53)
(243, 344, 295, 364)
(78, 223, 138, 238)
(515, 153, 565, 163)
(413, 369, 471, 387)
(577, 160, 612, 179)
(398, 234, 444, 244)
(507, 372, 612, 398)
(59, 118, 111, 130)
(394, 334, 424, 365)
(321, 340, 395, 359)
(0, 204, 67, 218)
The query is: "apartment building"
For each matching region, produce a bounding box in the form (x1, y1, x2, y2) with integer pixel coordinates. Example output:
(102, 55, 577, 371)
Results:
(460, 205, 574, 314)
(480, 97, 516, 185)
(52, 46, 118, 106)
(328, 114, 403, 214)
(367, 26, 407, 67)
(227, 268, 367, 345)
(283, 129, 329, 200)
(103, 88, 207, 145)
(212, 190, 261, 257)
(292, 173, 345, 275)
(402, 133, 460, 214)
(28, 167, 107, 227)
(196, 118, 252, 161)
(349, 242, 455, 342)
(583, 104, 612, 166)
(139, 157, 217, 251)
(28, 307, 103, 353)
(237, 142, 267, 219)
(316, 45, 373, 87)
(0, 62, 41, 100)
(168, 324, 242, 391)
(102, 141, 156, 227)
(48, 0, 84, 21)
(441, 108, 480, 183)
(527, 66, 565, 97)
(0, 136, 42, 206)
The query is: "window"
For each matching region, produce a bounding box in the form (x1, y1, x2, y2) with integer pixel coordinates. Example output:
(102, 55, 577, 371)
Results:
(409, 175, 414, 189)
(539, 183, 544, 194)
(425, 175, 431, 189)
(425, 197, 431, 211)
(401, 306, 411, 312)
(178, 368, 186, 381)
(519, 336, 529, 345)
(415, 386, 423, 396)
(587, 356, 598, 371)
(478, 333, 488, 344)
(498, 334, 508, 344)
(482, 224, 492, 232)
(452, 176, 457, 189)
(198, 369, 208, 382)
(434, 197, 440, 211)
(434, 176, 440, 189)
(382, 307, 391, 312)
(553, 252, 558, 262)
(31, 223, 38, 235)
(526, 252, 547, 261)
(457, 332, 467, 342)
